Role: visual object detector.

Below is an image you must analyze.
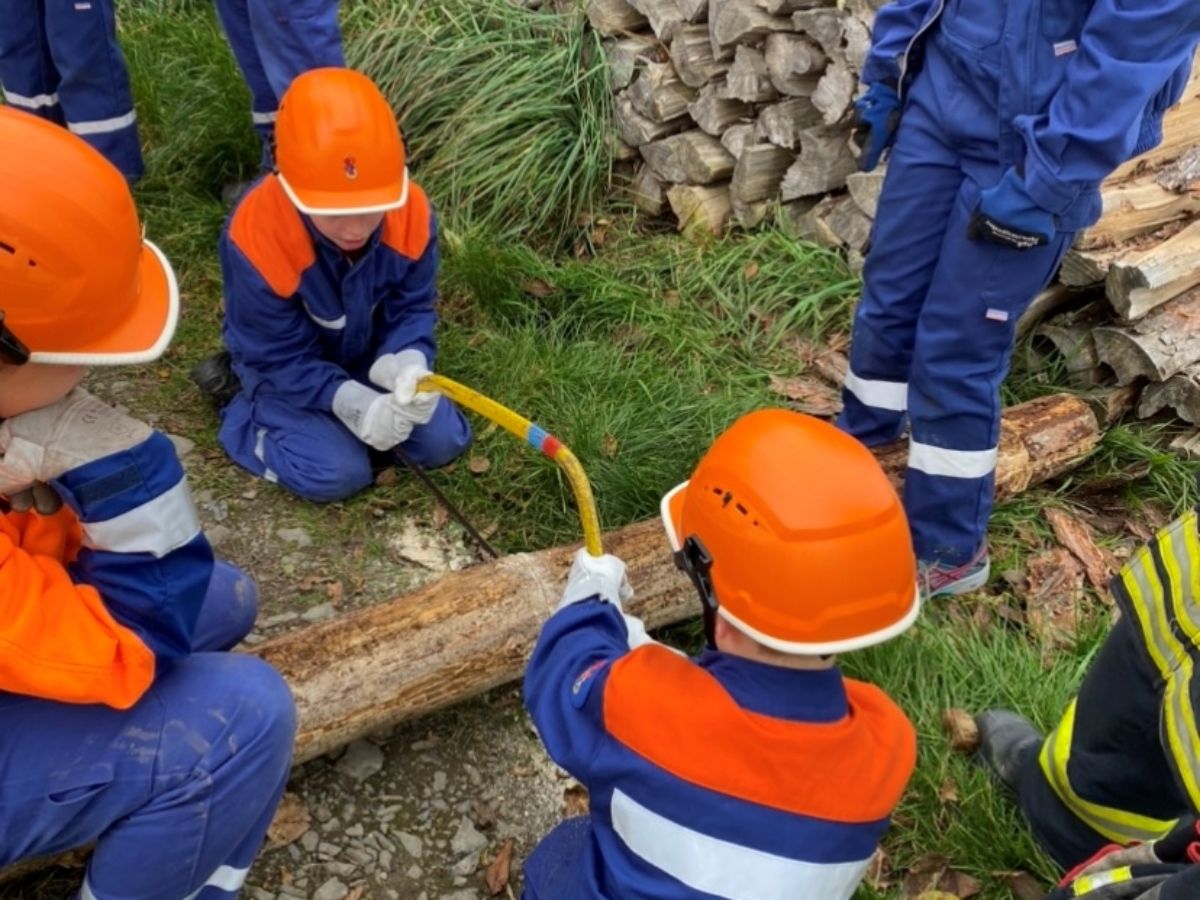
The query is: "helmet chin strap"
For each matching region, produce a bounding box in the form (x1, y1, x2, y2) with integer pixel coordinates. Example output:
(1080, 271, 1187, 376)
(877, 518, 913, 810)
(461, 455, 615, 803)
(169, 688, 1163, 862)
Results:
(674, 534, 720, 649)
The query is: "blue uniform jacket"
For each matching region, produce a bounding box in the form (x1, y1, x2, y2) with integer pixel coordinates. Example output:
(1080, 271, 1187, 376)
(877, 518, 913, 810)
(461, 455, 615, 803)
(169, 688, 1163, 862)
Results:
(863, 0, 1200, 229)
(219, 174, 440, 412)
(523, 598, 916, 899)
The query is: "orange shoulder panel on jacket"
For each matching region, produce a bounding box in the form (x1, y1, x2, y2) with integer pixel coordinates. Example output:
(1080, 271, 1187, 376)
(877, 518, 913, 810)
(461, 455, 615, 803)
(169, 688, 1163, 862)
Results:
(0, 510, 155, 708)
(604, 645, 917, 823)
(381, 182, 432, 260)
(228, 174, 317, 298)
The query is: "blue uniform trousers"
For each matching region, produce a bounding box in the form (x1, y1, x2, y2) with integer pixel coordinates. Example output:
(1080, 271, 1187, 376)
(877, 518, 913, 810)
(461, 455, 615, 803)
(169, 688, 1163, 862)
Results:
(0, 0, 142, 180)
(212, 0, 343, 163)
(0, 560, 296, 899)
(219, 389, 473, 503)
(838, 33, 1075, 566)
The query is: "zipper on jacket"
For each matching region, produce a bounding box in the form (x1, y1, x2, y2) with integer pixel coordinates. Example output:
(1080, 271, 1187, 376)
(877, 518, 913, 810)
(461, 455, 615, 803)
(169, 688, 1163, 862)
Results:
(898, 0, 947, 98)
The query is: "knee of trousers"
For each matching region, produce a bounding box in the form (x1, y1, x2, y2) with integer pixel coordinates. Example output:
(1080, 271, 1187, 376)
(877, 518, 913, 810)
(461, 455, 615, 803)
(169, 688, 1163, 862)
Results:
(275, 454, 373, 503)
(200, 656, 297, 777)
(203, 561, 259, 645)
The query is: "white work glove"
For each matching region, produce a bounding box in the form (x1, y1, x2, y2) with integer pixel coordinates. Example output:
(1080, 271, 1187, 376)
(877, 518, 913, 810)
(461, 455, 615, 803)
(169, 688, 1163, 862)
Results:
(332, 380, 413, 451)
(0, 388, 152, 496)
(368, 349, 440, 426)
(558, 548, 634, 610)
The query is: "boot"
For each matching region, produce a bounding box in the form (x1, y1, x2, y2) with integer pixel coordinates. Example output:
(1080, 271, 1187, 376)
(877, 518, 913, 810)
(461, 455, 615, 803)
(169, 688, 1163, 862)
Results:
(190, 351, 241, 410)
(975, 709, 1042, 795)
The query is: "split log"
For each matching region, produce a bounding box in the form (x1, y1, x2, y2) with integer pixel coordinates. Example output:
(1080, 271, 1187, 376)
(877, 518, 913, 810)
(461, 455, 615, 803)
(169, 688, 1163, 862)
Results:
(628, 0, 687, 40)
(1060, 245, 1122, 288)
(764, 32, 826, 97)
(1015, 284, 1079, 339)
(823, 194, 872, 252)
(677, 0, 709, 23)
(1076, 174, 1200, 250)
(668, 182, 733, 234)
(1032, 307, 1107, 388)
(628, 62, 696, 124)
(630, 165, 667, 215)
(1081, 383, 1143, 427)
(1156, 147, 1200, 193)
(1106, 219, 1200, 320)
(721, 122, 758, 159)
(753, 98, 822, 149)
(791, 8, 846, 58)
(1170, 430, 1200, 460)
(732, 195, 772, 228)
(614, 94, 688, 146)
(606, 35, 665, 92)
(688, 81, 752, 135)
(1139, 363, 1200, 423)
(709, 0, 792, 59)
(0, 389, 1102, 888)
(641, 130, 736, 183)
(732, 143, 796, 203)
(587, 0, 648, 34)
(755, 0, 824, 13)
(613, 138, 640, 162)
(813, 61, 855, 124)
(722, 45, 779, 103)
(782, 194, 840, 246)
(780, 124, 857, 198)
(671, 24, 729, 88)
(845, 167, 886, 218)
(1093, 287, 1200, 384)
(842, 14, 872, 71)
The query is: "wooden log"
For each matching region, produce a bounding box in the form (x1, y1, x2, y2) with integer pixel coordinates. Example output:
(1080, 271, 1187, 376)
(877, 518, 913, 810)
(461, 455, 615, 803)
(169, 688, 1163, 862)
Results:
(1139, 362, 1200, 423)
(755, 0, 824, 13)
(1015, 284, 1078, 339)
(668, 182, 733, 234)
(1156, 147, 1200, 193)
(1060, 245, 1122, 287)
(629, 0, 686, 40)
(845, 166, 886, 218)
(722, 45, 779, 103)
(1080, 383, 1143, 427)
(732, 194, 772, 228)
(1076, 174, 1200, 250)
(613, 137, 640, 162)
(1093, 286, 1200, 384)
(614, 94, 688, 146)
(671, 24, 729, 88)
(791, 8, 846, 58)
(780, 124, 857, 198)
(606, 34, 665, 92)
(677, 0, 708, 23)
(587, 0, 648, 34)
(764, 32, 826, 97)
(1032, 306, 1107, 388)
(732, 143, 796, 203)
(754, 98, 822, 149)
(642, 129, 736, 183)
(782, 194, 840, 246)
(688, 81, 752, 135)
(842, 14, 872, 71)
(1106, 220, 1200, 320)
(709, 0, 792, 59)
(628, 62, 696, 123)
(812, 61, 855, 125)
(630, 164, 667, 215)
(823, 194, 873, 252)
(721, 122, 758, 159)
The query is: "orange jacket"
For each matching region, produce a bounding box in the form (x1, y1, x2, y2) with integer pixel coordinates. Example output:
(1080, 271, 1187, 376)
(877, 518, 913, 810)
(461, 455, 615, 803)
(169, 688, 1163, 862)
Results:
(0, 507, 154, 708)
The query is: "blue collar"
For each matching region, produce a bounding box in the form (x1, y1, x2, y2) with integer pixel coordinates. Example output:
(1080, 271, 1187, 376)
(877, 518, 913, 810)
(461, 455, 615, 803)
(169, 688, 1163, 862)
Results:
(301, 214, 384, 263)
(695, 649, 849, 723)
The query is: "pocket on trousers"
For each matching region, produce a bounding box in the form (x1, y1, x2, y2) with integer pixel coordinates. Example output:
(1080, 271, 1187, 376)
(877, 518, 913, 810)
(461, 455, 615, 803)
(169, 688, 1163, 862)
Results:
(46, 764, 115, 807)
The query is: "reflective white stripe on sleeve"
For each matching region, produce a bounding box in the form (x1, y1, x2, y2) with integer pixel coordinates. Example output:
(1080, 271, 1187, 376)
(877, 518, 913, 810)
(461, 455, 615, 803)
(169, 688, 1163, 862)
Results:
(843, 370, 908, 412)
(81, 479, 202, 558)
(302, 303, 347, 330)
(610, 789, 870, 900)
(3, 89, 60, 110)
(908, 440, 998, 479)
(68, 110, 137, 136)
(182, 865, 251, 899)
(251, 110, 277, 125)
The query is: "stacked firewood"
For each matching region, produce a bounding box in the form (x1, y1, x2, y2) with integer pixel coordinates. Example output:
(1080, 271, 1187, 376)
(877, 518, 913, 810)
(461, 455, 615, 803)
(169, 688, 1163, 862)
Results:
(1022, 59, 1200, 435)
(593, 0, 884, 252)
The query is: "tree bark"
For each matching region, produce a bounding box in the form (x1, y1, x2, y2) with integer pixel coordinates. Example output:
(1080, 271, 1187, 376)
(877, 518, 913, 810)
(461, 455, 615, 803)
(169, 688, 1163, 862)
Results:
(628, 0, 686, 40)
(764, 32, 826, 97)
(671, 24, 729, 88)
(1106, 220, 1200, 320)
(688, 81, 752, 135)
(614, 94, 688, 146)
(722, 45, 780, 103)
(630, 164, 667, 215)
(732, 143, 796, 202)
(628, 62, 696, 124)
(605, 35, 665, 92)
(1093, 286, 1200, 384)
(1139, 362, 1200, 424)
(667, 182, 734, 234)
(587, 0, 648, 35)
(754, 98, 822, 149)
(642, 130, 736, 184)
(780, 124, 857, 198)
(709, 0, 792, 58)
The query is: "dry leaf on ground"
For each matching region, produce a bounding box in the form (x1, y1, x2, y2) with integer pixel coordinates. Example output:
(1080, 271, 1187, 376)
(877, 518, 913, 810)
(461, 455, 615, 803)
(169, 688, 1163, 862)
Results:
(942, 708, 980, 754)
(265, 792, 310, 848)
(902, 853, 983, 898)
(484, 839, 514, 895)
(469, 456, 492, 475)
(521, 278, 554, 298)
(1024, 548, 1086, 653)
(768, 375, 842, 417)
(1001, 870, 1046, 900)
(937, 778, 960, 805)
(1044, 507, 1118, 593)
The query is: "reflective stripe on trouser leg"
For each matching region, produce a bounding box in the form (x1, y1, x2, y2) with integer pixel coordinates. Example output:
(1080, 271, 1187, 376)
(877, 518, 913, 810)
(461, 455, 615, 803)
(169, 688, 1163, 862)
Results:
(835, 64, 965, 448)
(42, 0, 143, 179)
(0, 0, 65, 124)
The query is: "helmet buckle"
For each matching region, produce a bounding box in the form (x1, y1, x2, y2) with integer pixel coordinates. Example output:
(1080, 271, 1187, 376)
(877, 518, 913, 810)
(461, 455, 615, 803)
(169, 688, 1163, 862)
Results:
(0, 311, 30, 366)
(674, 535, 718, 612)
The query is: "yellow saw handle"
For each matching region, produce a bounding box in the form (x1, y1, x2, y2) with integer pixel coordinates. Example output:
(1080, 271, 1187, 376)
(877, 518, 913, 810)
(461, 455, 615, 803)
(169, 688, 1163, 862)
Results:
(417, 374, 603, 557)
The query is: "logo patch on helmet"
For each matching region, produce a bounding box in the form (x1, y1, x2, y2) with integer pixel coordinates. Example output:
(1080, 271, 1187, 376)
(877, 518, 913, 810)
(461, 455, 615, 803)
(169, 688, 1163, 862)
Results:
(343, 156, 358, 180)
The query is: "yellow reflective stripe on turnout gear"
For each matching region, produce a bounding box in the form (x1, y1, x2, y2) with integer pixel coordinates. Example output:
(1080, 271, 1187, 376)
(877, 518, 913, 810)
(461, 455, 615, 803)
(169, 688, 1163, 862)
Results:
(1072, 866, 1134, 895)
(1040, 700, 1179, 845)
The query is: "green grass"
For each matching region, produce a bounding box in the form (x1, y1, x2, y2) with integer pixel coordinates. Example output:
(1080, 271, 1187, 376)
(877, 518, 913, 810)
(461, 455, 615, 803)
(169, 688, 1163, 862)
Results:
(14, 3, 1192, 899)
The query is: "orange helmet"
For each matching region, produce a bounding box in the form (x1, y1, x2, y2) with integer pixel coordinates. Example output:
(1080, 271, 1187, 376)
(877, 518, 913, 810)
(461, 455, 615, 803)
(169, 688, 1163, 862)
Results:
(274, 67, 409, 215)
(0, 107, 178, 367)
(661, 409, 918, 655)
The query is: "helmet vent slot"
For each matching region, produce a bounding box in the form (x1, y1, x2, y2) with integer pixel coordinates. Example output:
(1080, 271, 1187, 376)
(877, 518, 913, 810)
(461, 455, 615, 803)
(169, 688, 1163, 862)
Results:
(0, 241, 14, 255)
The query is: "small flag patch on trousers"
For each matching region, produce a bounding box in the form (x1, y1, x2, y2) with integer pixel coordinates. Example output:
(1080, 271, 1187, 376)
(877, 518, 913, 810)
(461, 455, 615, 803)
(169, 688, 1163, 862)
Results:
(985, 308, 1010, 322)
